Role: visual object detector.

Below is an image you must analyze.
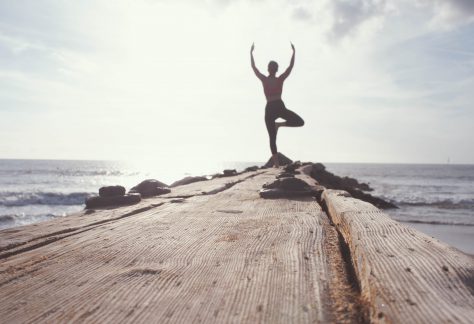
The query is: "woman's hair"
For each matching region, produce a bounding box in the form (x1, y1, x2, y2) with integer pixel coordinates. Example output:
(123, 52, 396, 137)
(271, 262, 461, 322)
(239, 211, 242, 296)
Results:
(268, 61, 278, 74)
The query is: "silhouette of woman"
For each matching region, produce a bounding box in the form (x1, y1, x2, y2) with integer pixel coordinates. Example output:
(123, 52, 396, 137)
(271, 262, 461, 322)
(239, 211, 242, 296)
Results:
(251, 42, 304, 167)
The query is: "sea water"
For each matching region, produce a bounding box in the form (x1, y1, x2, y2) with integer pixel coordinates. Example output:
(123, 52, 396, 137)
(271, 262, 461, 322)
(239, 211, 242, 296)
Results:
(0, 159, 258, 229)
(1, 160, 473, 253)
(325, 163, 474, 254)
(325, 163, 474, 226)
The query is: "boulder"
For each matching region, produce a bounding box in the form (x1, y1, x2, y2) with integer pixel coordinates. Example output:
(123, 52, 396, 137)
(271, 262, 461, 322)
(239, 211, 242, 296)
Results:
(263, 177, 310, 191)
(170, 176, 208, 187)
(85, 193, 141, 209)
(276, 172, 295, 179)
(349, 190, 397, 209)
(245, 165, 259, 172)
(99, 185, 126, 198)
(263, 153, 293, 168)
(260, 173, 316, 199)
(129, 179, 170, 197)
(284, 162, 302, 174)
(312, 163, 326, 172)
(259, 188, 313, 199)
(223, 169, 237, 176)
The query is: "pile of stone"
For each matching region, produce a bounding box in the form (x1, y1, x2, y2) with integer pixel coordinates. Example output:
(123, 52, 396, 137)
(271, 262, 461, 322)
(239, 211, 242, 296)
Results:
(85, 178, 173, 209)
(309, 163, 397, 209)
(85, 185, 141, 209)
(260, 162, 319, 199)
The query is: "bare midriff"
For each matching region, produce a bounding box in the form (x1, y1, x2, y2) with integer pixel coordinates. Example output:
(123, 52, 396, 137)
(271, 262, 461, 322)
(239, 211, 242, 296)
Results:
(262, 76, 284, 102)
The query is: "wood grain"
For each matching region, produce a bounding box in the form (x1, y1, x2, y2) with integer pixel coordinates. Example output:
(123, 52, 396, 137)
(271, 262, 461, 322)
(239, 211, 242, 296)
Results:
(322, 189, 474, 323)
(0, 171, 263, 257)
(0, 170, 357, 323)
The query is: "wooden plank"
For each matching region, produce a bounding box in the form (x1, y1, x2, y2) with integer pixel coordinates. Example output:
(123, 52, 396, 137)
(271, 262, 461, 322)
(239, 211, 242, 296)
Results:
(0, 170, 350, 323)
(322, 189, 474, 323)
(0, 171, 263, 257)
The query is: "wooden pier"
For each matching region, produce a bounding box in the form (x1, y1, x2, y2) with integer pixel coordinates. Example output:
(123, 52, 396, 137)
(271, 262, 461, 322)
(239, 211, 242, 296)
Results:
(0, 168, 473, 323)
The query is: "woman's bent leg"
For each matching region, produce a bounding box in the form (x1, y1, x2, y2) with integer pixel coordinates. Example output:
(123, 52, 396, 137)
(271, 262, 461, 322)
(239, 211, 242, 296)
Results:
(280, 108, 304, 127)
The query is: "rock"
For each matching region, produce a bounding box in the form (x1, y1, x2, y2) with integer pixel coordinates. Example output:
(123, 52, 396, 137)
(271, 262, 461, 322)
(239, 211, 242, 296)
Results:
(348, 190, 398, 209)
(223, 169, 237, 176)
(311, 163, 326, 172)
(129, 179, 170, 197)
(263, 153, 293, 168)
(309, 163, 373, 192)
(260, 175, 317, 198)
(259, 188, 313, 199)
(245, 165, 259, 172)
(85, 193, 141, 209)
(309, 163, 397, 209)
(284, 162, 302, 174)
(263, 177, 310, 191)
(170, 176, 208, 187)
(276, 172, 295, 179)
(311, 185, 326, 202)
(299, 164, 314, 176)
(99, 185, 126, 198)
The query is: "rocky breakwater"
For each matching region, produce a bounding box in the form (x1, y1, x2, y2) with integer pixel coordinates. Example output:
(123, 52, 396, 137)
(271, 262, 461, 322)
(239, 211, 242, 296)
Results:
(309, 163, 397, 209)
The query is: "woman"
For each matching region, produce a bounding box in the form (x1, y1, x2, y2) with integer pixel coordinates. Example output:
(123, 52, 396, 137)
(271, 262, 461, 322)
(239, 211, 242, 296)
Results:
(251, 42, 304, 167)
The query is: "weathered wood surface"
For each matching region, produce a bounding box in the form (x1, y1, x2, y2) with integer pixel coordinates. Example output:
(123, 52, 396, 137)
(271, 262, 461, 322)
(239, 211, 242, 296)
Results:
(0, 170, 358, 323)
(0, 171, 263, 257)
(322, 189, 474, 324)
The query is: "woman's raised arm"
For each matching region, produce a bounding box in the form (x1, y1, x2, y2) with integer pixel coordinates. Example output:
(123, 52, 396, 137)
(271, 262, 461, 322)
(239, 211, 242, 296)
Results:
(280, 42, 295, 80)
(251, 43, 265, 80)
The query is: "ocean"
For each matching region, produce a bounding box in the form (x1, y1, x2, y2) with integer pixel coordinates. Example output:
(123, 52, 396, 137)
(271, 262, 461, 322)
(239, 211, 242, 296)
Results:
(0, 159, 257, 229)
(1, 159, 473, 253)
(325, 163, 474, 254)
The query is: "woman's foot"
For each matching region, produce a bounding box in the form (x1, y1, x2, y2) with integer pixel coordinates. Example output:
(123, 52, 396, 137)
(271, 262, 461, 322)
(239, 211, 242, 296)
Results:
(275, 121, 286, 133)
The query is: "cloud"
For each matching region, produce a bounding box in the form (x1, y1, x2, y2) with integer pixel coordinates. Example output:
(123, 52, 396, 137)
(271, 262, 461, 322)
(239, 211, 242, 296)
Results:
(289, 0, 474, 40)
(292, 7, 313, 21)
(329, 0, 387, 39)
(435, 0, 474, 16)
(425, 0, 474, 25)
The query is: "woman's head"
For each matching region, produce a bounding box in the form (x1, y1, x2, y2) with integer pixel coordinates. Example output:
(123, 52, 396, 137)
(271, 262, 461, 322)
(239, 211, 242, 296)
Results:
(268, 61, 278, 75)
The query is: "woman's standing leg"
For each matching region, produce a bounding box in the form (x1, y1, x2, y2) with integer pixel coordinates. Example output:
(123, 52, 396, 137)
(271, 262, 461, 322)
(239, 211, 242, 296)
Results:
(265, 115, 279, 167)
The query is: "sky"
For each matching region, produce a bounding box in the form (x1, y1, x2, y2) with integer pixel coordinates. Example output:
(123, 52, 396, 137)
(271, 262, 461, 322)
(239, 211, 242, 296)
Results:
(0, 0, 473, 164)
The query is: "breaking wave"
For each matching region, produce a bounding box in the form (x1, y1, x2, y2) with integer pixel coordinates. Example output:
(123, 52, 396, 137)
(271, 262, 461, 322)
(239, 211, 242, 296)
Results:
(400, 219, 474, 226)
(0, 191, 91, 207)
(394, 198, 474, 210)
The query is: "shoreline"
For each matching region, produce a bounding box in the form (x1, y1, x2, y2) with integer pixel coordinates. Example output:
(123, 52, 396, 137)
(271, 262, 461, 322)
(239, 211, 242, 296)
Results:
(402, 222, 474, 256)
